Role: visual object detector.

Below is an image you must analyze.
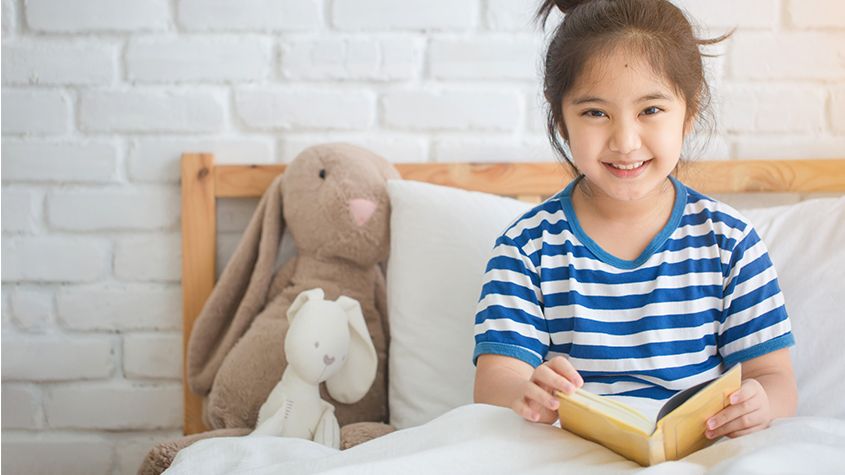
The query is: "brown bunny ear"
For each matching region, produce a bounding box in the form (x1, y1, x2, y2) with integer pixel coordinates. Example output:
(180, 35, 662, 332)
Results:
(187, 173, 286, 396)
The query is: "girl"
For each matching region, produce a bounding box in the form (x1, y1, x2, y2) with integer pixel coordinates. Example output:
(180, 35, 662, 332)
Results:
(473, 0, 797, 442)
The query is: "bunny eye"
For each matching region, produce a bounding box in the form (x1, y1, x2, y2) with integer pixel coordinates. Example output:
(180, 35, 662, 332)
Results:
(318, 169, 327, 179)
(314, 341, 320, 348)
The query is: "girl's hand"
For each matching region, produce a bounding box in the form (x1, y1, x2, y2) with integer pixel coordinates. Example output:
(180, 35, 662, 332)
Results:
(705, 378, 772, 439)
(512, 356, 583, 424)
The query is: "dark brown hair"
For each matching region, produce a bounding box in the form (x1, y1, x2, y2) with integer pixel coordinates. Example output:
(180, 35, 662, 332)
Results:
(535, 0, 732, 170)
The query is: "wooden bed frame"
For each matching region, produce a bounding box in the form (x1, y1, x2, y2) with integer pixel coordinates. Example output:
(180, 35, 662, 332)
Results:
(181, 154, 845, 435)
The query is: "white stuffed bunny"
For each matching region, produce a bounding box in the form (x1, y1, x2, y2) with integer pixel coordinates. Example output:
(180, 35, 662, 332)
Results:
(250, 288, 378, 449)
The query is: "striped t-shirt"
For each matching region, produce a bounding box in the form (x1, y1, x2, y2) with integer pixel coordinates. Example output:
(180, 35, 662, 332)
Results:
(473, 175, 795, 404)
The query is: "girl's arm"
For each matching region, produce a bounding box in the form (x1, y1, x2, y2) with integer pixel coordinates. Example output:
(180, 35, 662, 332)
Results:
(705, 348, 797, 439)
(475, 354, 583, 424)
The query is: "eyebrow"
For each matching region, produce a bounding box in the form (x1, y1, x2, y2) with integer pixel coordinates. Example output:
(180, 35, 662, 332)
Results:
(570, 92, 672, 105)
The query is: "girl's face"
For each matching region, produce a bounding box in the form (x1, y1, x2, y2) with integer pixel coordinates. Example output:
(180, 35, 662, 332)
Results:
(561, 48, 691, 203)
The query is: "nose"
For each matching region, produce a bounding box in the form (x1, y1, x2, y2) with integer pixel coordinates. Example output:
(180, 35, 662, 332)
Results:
(323, 354, 335, 366)
(608, 119, 642, 155)
(348, 198, 377, 226)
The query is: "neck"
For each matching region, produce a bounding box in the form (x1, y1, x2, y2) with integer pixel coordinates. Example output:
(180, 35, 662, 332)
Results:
(575, 176, 675, 225)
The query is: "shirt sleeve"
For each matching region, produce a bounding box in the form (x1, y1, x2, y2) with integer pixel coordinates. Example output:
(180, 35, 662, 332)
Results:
(718, 224, 795, 367)
(473, 233, 549, 368)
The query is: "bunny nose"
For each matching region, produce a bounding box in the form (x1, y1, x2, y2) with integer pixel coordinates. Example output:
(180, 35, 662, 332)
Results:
(323, 354, 335, 366)
(348, 198, 377, 226)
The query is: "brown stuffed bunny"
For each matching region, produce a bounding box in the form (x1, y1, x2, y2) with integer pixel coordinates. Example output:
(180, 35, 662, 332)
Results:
(139, 143, 398, 475)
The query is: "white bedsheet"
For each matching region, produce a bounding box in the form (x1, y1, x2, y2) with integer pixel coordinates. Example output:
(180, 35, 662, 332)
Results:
(165, 404, 845, 475)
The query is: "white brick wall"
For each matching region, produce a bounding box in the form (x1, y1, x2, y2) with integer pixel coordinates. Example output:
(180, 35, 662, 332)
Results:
(2, 1, 843, 474)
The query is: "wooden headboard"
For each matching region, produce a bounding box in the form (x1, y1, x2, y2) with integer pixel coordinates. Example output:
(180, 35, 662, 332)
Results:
(181, 154, 845, 434)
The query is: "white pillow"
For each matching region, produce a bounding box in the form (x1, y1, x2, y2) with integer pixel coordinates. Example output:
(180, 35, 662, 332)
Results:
(743, 197, 845, 419)
(386, 180, 531, 429)
(387, 178, 845, 426)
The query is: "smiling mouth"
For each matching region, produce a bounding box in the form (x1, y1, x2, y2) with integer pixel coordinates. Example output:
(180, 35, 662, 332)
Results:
(604, 159, 651, 170)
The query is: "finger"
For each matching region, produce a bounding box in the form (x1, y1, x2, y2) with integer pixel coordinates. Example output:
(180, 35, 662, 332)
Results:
(707, 395, 760, 432)
(526, 398, 558, 424)
(511, 396, 537, 422)
(524, 380, 560, 412)
(533, 364, 577, 396)
(547, 356, 584, 388)
(729, 379, 759, 405)
(706, 409, 763, 439)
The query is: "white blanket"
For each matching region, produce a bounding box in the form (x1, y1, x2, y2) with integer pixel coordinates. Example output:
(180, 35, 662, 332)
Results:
(165, 404, 845, 475)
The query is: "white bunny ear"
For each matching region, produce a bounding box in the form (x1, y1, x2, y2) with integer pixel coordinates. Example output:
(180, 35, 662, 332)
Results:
(287, 288, 325, 323)
(326, 296, 377, 404)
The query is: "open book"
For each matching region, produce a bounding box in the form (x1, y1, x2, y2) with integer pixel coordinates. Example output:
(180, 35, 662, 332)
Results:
(555, 363, 741, 466)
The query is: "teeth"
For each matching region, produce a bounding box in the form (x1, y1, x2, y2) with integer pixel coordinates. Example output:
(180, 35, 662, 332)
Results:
(609, 161, 644, 170)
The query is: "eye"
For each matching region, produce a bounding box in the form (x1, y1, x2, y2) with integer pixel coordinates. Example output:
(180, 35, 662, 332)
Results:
(582, 109, 607, 119)
(314, 341, 320, 348)
(318, 169, 327, 179)
(641, 106, 662, 116)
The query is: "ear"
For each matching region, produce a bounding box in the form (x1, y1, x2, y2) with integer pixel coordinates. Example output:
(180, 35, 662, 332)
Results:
(286, 288, 325, 323)
(325, 296, 377, 404)
(187, 173, 286, 396)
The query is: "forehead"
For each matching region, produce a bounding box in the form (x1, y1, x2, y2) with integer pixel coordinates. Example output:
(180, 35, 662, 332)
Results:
(566, 48, 681, 105)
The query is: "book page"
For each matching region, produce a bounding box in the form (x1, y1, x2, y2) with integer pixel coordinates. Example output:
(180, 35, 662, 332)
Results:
(556, 392, 657, 466)
(657, 363, 742, 460)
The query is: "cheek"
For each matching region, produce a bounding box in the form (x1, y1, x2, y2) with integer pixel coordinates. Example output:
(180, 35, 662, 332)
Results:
(567, 127, 605, 161)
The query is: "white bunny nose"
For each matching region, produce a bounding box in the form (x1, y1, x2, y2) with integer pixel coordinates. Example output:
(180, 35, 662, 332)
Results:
(323, 354, 335, 366)
(348, 198, 377, 226)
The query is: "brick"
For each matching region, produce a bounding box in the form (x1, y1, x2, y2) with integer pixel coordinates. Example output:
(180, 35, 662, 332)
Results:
(731, 32, 845, 80)
(25, 0, 170, 32)
(333, 0, 476, 31)
(382, 89, 522, 131)
(831, 86, 845, 134)
(525, 88, 548, 134)
(47, 187, 179, 231)
(720, 85, 825, 133)
(2, 140, 118, 183)
(123, 333, 182, 379)
(428, 36, 542, 80)
(787, 0, 845, 28)
(673, 0, 777, 29)
(57, 285, 181, 331)
(280, 36, 422, 80)
(10, 286, 54, 331)
(236, 87, 376, 130)
(279, 136, 428, 163)
(79, 89, 225, 133)
(734, 137, 845, 159)
(1, 237, 109, 283)
(1, 385, 42, 429)
(434, 138, 551, 163)
(127, 36, 272, 83)
(2, 0, 17, 36)
(1, 336, 114, 381)
(1, 434, 113, 475)
(1, 89, 70, 135)
(127, 138, 274, 183)
(486, 0, 556, 31)
(114, 234, 181, 282)
(178, 0, 321, 31)
(1, 39, 116, 85)
(44, 383, 182, 430)
(685, 132, 730, 161)
(1, 188, 42, 233)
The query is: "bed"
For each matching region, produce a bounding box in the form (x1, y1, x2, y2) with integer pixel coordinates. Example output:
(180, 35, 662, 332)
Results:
(174, 154, 845, 473)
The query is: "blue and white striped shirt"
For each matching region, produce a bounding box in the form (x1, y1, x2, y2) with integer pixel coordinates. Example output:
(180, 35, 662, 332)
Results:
(473, 175, 794, 402)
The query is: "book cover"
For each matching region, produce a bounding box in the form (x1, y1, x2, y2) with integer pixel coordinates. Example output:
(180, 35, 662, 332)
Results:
(555, 363, 742, 466)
